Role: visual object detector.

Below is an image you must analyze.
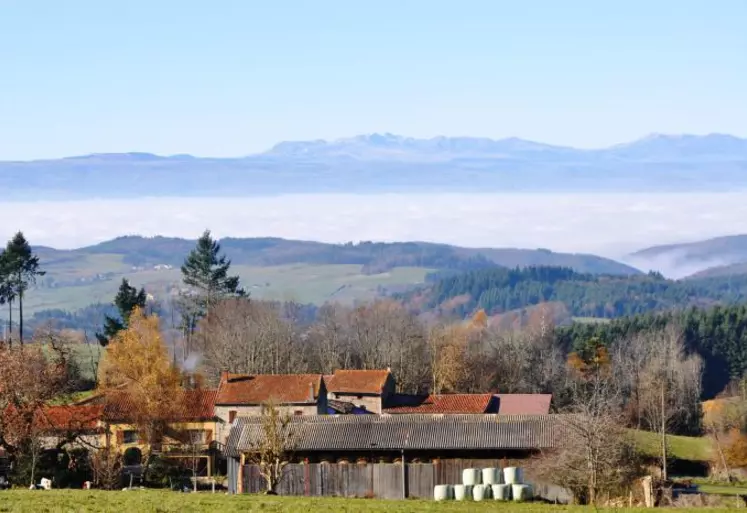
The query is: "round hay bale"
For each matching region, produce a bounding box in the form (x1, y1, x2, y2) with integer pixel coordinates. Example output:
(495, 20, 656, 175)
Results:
(472, 484, 491, 501)
(492, 483, 511, 501)
(503, 466, 523, 484)
(462, 468, 481, 486)
(512, 484, 532, 501)
(481, 467, 501, 485)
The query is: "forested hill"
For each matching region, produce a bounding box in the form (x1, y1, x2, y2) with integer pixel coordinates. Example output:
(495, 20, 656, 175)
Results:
(557, 305, 747, 399)
(404, 266, 747, 319)
(36, 236, 640, 276)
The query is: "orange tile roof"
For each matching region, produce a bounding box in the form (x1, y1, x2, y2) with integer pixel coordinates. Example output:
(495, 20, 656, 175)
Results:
(325, 369, 391, 395)
(384, 394, 495, 414)
(2, 404, 104, 434)
(494, 394, 552, 415)
(82, 389, 218, 422)
(216, 374, 322, 405)
(34, 405, 104, 432)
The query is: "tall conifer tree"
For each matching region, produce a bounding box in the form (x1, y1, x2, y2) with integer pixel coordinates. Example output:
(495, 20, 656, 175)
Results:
(5, 232, 44, 344)
(0, 250, 16, 346)
(180, 230, 244, 347)
(96, 278, 148, 347)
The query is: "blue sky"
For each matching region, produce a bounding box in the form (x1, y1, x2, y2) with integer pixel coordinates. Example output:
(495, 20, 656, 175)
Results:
(1, 0, 746, 159)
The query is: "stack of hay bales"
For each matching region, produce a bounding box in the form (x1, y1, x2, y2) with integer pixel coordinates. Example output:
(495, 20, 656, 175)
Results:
(434, 465, 533, 502)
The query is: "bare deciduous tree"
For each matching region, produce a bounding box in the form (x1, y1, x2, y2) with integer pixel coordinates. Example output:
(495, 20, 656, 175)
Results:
(195, 298, 307, 383)
(347, 300, 429, 393)
(636, 325, 702, 481)
(537, 366, 641, 505)
(246, 402, 296, 494)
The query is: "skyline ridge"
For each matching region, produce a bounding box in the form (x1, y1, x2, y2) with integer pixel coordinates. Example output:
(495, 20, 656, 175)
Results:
(7, 131, 747, 162)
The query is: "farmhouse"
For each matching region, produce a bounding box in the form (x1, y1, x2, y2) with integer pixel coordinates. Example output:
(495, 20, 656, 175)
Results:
(214, 373, 327, 442)
(76, 388, 223, 477)
(324, 369, 395, 414)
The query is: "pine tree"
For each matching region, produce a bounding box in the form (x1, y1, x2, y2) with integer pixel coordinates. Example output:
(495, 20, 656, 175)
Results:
(0, 250, 16, 346)
(180, 230, 244, 347)
(4, 232, 44, 344)
(96, 278, 148, 347)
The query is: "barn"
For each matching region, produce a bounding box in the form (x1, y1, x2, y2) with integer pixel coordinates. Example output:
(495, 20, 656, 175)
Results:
(224, 413, 571, 501)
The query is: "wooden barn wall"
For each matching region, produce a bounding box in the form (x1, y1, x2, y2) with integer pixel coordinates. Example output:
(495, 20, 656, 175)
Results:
(240, 458, 571, 502)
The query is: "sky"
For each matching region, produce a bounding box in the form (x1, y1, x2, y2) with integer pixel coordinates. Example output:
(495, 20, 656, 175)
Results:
(1, 0, 746, 160)
(4, 193, 747, 278)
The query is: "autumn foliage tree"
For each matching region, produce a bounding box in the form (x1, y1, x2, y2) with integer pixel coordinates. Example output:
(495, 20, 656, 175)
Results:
(98, 308, 184, 464)
(0, 335, 81, 487)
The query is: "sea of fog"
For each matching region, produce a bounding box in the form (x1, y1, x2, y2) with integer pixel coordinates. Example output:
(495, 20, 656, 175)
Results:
(3, 193, 747, 277)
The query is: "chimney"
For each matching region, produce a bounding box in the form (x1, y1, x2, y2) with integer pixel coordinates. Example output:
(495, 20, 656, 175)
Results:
(220, 370, 229, 386)
(309, 383, 316, 401)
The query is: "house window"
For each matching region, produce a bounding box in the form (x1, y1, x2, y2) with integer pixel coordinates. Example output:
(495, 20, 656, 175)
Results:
(187, 430, 207, 444)
(229, 410, 237, 423)
(294, 410, 303, 416)
(123, 430, 139, 444)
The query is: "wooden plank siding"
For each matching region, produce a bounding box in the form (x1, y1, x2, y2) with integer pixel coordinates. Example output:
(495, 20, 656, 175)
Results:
(240, 459, 572, 502)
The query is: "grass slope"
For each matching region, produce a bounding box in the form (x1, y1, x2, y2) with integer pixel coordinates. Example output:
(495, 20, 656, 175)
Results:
(10, 260, 432, 317)
(0, 490, 737, 513)
(632, 430, 713, 462)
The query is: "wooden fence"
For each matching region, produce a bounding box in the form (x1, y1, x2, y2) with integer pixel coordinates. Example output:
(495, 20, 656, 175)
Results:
(240, 459, 571, 501)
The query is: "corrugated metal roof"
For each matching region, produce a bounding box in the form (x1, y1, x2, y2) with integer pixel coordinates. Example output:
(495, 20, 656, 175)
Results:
(225, 414, 567, 457)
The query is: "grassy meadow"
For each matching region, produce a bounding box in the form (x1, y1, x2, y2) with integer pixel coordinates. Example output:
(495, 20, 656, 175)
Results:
(0, 490, 742, 513)
(14, 251, 433, 316)
(631, 430, 714, 462)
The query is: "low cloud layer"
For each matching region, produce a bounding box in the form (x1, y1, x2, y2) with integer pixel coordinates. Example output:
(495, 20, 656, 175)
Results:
(3, 193, 747, 277)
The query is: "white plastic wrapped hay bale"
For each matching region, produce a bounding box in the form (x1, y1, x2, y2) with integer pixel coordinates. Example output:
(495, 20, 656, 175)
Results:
(462, 468, 480, 485)
(512, 484, 532, 501)
(502, 466, 523, 484)
(433, 484, 452, 501)
(472, 484, 491, 501)
(481, 467, 501, 485)
(492, 484, 511, 501)
(453, 484, 473, 500)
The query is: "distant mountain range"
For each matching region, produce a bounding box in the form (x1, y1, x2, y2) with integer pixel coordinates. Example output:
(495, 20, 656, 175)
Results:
(3, 133, 747, 198)
(631, 234, 747, 279)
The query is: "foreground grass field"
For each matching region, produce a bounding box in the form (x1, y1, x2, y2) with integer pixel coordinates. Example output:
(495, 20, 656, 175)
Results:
(0, 490, 742, 513)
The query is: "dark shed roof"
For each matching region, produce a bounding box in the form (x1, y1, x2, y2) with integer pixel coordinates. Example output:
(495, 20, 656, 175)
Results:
(225, 414, 566, 457)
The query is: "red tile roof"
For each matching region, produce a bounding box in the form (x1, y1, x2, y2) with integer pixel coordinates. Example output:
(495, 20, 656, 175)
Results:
(384, 394, 495, 414)
(326, 370, 391, 395)
(34, 405, 104, 432)
(494, 394, 552, 415)
(81, 389, 218, 422)
(2, 404, 104, 434)
(216, 374, 322, 405)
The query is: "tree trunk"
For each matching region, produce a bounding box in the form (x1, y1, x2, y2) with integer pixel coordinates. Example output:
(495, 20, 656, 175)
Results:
(7, 299, 12, 348)
(660, 382, 668, 481)
(18, 289, 23, 345)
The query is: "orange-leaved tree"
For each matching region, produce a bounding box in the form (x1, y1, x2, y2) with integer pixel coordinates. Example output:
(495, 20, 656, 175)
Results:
(98, 307, 184, 465)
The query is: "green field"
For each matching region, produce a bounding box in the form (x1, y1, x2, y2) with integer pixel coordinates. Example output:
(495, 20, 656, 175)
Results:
(0, 490, 738, 513)
(631, 430, 713, 462)
(8, 252, 433, 316)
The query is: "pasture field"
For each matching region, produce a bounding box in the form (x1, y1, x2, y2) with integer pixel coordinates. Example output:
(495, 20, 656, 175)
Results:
(12, 257, 432, 316)
(631, 430, 713, 462)
(0, 490, 740, 513)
